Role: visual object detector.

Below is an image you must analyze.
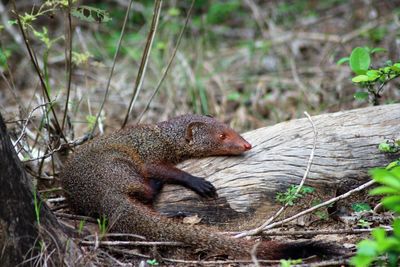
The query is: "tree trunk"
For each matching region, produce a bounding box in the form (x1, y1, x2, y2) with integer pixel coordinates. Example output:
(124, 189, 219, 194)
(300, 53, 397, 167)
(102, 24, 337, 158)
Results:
(154, 104, 400, 228)
(0, 113, 80, 266)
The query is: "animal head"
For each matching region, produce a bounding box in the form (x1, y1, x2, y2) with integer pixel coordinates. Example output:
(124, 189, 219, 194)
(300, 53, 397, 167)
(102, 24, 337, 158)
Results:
(184, 117, 252, 156)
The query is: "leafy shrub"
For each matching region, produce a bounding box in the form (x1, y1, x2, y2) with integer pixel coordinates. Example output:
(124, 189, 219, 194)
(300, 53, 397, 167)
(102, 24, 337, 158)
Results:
(338, 47, 400, 104)
(350, 167, 400, 267)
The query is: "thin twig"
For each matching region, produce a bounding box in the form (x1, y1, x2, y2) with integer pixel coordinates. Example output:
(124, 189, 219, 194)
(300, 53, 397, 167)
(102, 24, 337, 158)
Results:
(162, 257, 280, 265)
(80, 240, 185, 247)
(54, 212, 97, 223)
(23, 133, 91, 162)
(122, 0, 162, 128)
(98, 249, 130, 267)
(46, 197, 66, 204)
(61, 0, 73, 131)
(235, 111, 317, 238)
(136, 0, 195, 123)
(259, 227, 393, 236)
(90, 0, 134, 137)
(250, 242, 260, 267)
(13, 102, 52, 148)
(83, 233, 146, 241)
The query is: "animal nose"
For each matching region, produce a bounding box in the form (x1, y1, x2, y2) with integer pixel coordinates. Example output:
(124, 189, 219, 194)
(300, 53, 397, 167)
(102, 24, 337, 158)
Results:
(243, 142, 252, 150)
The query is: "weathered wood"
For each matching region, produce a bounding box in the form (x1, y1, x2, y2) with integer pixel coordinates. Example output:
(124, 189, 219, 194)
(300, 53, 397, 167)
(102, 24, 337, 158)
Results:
(155, 104, 400, 227)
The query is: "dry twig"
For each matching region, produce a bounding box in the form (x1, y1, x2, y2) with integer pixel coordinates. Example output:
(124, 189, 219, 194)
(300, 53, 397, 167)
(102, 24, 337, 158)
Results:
(235, 111, 317, 238)
(122, 0, 162, 127)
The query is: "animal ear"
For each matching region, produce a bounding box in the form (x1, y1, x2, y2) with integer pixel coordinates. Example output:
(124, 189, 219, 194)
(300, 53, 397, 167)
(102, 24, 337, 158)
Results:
(185, 121, 206, 143)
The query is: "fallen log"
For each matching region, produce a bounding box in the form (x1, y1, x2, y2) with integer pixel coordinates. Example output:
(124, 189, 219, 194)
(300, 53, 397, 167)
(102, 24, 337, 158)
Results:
(154, 104, 400, 228)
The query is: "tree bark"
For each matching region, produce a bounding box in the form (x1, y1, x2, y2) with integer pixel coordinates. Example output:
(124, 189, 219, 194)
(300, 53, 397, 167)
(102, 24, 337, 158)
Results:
(155, 104, 400, 227)
(0, 113, 80, 266)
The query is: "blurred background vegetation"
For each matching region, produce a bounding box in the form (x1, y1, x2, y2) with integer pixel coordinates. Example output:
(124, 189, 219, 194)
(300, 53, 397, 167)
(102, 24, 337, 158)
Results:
(1, 0, 400, 137)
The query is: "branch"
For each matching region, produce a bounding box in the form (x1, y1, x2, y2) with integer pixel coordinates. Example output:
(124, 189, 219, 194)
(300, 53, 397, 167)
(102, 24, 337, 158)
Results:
(235, 111, 318, 238)
(122, 0, 162, 128)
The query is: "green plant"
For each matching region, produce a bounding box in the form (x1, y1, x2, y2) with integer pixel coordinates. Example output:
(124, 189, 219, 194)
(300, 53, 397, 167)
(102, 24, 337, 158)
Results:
(78, 220, 85, 234)
(357, 219, 373, 228)
(276, 185, 315, 206)
(206, 1, 240, 24)
(352, 202, 372, 212)
(0, 47, 11, 70)
(85, 115, 97, 130)
(379, 139, 400, 170)
(350, 167, 400, 267)
(97, 216, 108, 237)
(33, 189, 42, 226)
(337, 46, 400, 105)
(379, 140, 400, 154)
(147, 259, 159, 266)
(280, 258, 302, 267)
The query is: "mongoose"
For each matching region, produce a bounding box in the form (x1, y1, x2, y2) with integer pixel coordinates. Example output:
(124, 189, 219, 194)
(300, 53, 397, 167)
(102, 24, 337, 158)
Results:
(61, 114, 342, 259)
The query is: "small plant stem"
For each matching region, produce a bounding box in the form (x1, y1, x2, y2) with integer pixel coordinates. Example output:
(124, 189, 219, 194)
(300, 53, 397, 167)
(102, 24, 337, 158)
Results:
(122, 0, 162, 128)
(136, 0, 195, 123)
(90, 0, 134, 137)
(61, 0, 73, 131)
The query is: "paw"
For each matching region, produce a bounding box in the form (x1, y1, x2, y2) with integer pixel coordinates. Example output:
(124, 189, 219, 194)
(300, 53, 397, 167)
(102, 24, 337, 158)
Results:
(187, 176, 218, 198)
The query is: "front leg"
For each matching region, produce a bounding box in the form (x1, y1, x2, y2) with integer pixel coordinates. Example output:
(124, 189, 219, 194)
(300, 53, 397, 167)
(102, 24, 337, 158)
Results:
(145, 163, 217, 198)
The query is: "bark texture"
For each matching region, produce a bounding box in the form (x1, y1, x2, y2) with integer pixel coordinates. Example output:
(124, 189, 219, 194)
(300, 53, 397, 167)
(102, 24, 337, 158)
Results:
(155, 104, 400, 227)
(0, 113, 80, 266)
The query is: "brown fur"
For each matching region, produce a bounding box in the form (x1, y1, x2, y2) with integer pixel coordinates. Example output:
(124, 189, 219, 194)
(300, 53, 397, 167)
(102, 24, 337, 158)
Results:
(60, 114, 342, 260)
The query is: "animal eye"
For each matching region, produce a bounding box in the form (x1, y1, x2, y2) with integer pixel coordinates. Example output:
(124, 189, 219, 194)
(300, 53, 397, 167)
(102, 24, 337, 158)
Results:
(219, 133, 226, 140)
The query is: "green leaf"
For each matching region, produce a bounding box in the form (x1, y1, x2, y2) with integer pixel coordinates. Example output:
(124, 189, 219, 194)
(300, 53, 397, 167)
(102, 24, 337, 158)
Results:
(352, 202, 372, 212)
(350, 254, 375, 267)
(357, 239, 378, 256)
(8, 19, 17, 25)
(167, 7, 180, 17)
(381, 196, 400, 212)
(337, 57, 350, 65)
(366, 70, 380, 80)
(354, 92, 369, 100)
(147, 259, 159, 266)
(350, 47, 371, 74)
(393, 219, 400, 238)
(370, 47, 387, 54)
(391, 63, 400, 72)
(390, 166, 400, 178)
(301, 186, 315, 194)
(227, 92, 241, 101)
(352, 75, 370, 83)
(370, 186, 399, 195)
(370, 168, 400, 190)
(372, 228, 386, 243)
(0, 48, 9, 69)
(379, 142, 394, 152)
(71, 6, 112, 23)
(386, 160, 400, 170)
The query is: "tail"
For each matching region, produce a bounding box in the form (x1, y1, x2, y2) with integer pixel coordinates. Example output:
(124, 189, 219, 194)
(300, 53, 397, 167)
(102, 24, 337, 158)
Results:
(103, 195, 346, 260)
(256, 240, 346, 260)
(103, 193, 249, 256)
